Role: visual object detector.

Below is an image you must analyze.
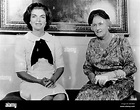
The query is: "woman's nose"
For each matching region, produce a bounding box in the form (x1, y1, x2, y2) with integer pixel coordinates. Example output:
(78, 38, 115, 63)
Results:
(36, 17, 41, 22)
(96, 25, 100, 30)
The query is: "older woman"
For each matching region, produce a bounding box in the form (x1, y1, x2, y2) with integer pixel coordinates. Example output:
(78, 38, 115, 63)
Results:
(75, 9, 137, 100)
(15, 2, 68, 100)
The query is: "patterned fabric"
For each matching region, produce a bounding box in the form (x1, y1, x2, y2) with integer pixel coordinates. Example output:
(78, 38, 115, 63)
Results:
(76, 34, 137, 100)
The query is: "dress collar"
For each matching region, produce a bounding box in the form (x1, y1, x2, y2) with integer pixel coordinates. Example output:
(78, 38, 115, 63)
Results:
(26, 31, 52, 42)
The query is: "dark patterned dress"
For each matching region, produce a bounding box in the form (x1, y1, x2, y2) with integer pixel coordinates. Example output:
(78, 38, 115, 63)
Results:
(75, 34, 137, 100)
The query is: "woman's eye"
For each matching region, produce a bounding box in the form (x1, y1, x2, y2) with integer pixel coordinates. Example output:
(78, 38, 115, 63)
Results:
(99, 22, 103, 25)
(31, 15, 36, 18)
(91, 24, 96, 27)
(41, 15, 46, 18)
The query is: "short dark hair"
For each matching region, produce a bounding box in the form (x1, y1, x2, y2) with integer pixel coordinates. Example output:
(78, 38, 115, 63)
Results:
(88, 9, 110, 25)
(23, 2, 52, 31)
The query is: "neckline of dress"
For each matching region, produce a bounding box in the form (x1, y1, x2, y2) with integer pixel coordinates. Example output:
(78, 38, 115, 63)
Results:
(98, 34, 114, 51)
(27, 31, 52, 42)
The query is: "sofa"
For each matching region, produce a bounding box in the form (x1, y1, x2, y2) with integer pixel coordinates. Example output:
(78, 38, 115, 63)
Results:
(1, 89, 140, 101)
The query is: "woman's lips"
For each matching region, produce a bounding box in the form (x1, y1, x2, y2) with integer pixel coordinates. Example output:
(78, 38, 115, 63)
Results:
(35, 23, 42, 26)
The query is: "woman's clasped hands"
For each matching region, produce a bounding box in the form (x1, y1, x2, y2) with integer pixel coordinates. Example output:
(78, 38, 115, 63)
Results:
(95, 71, 117, 86)
(40, 77, 55, 88)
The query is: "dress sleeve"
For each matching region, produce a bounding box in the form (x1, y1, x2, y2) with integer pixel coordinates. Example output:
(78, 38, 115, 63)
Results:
(121, 37, 137, 76)
(54, 37, 64, 69)
(83, 38, 95, 76)
(14, 38, 27, 72)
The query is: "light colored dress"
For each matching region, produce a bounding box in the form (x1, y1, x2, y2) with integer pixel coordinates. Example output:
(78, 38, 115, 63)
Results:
(15, 32, 68, 100)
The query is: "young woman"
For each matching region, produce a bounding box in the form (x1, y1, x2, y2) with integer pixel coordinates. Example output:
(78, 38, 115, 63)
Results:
(15, 2, 68, 100)
(75, 9, 137, 100)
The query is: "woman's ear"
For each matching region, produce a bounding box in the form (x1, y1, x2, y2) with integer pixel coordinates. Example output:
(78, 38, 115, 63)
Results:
(90, 25, 94, 31)
(106, 19, 112, 30)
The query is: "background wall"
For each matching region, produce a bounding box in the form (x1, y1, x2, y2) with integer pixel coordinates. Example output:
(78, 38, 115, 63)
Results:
(0, 0, 140, 100)
(128, 0, 140, 93)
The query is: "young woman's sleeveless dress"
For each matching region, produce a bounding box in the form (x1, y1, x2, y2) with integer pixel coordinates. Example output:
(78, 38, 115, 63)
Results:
(15, 32, 68, 100)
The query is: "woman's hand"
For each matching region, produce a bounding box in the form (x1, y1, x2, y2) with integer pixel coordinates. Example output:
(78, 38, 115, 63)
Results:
(95, 72, 117, 86)
(44, 79, 55, 88)
(40, 77, 55, 88)
(87, 73, 95, 84)
(40, 77, 49, 86)
(114, 70, 126, 79)
(95, 75, 108, 86)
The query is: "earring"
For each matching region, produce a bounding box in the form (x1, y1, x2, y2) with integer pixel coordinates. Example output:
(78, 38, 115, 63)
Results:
(108, 26, 110, 30)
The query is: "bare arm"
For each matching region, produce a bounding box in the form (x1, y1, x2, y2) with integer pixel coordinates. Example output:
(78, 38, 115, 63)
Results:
(51, 67, 64, 83)
(44, 67, 64, 87)
(16, 71, 47, 86)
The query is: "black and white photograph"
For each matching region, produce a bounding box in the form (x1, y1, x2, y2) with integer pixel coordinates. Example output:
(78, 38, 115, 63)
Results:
(0, 0, 140, 109)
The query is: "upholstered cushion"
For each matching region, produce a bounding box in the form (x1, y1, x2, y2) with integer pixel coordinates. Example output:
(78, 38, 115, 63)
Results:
(2, 91, 25, 100)
(1, 90, 140, 101)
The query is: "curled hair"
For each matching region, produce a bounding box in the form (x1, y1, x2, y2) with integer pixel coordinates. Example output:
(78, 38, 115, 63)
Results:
(88, 9, 110, 25)
(23, 2, 52, 31)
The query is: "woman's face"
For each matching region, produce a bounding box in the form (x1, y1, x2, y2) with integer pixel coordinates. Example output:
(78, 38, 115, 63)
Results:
(30, 8, 46, 31)
(91, 16, 109, 39)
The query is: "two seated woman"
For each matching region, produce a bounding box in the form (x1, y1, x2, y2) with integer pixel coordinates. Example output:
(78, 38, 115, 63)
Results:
(4, 3, 137, 101)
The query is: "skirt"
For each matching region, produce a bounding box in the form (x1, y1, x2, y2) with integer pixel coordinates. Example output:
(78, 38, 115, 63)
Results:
(20, 81, 68, 100)
(19, 59, 69, 100)
(75, 76, 134, 100)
